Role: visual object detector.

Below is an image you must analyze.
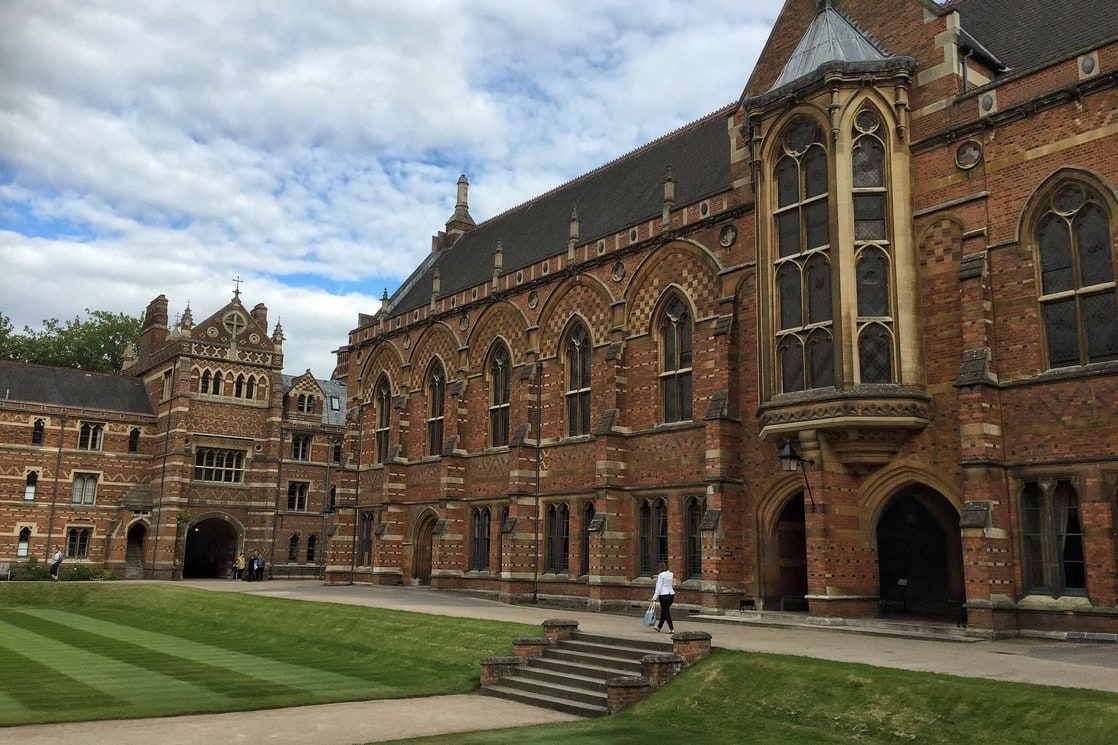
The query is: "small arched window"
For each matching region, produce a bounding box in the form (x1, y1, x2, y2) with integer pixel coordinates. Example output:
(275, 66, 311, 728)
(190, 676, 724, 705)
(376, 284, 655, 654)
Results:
(306, 534, 318, 563)
(637, 498, 668, 576)
(32, 418, 45, 446)
(545, 503, 570, 574)
(25, 471, 38, 501)
(128, 427, 141, 453)
(470, 507, 491, 571)
(18, 527, 32, 557)
(288, 534, 300, 562)
(375, 375, 392, 464)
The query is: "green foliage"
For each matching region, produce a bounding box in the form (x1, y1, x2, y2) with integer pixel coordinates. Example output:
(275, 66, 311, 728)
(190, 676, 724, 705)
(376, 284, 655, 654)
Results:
(59, 565, 117, 582)
(0, 583, 537, 726)
(0, 308, 142, 373)
(8, 558, 52, 581)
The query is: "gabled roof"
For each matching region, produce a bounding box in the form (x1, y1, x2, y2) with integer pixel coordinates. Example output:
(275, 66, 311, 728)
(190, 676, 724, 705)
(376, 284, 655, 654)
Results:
(769, 5, 886, 90)
(0, 360, 154, 415)
(949, 0, 1118, 75)
(282, 373, 347, 426)
(389, 108, 735, 316)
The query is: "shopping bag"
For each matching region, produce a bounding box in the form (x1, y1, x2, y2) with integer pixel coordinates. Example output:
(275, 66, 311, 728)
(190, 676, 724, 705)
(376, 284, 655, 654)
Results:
(642, 600, 657, 627)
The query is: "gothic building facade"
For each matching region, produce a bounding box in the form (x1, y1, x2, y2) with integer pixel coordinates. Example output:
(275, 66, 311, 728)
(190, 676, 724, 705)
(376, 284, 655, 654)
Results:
(326, 0, 1118, 637)
(0, 293, 349, 580)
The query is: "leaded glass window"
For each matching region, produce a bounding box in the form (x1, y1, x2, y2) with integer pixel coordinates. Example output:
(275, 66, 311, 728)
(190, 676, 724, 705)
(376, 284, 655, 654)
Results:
(1036, 184, 1118, 368)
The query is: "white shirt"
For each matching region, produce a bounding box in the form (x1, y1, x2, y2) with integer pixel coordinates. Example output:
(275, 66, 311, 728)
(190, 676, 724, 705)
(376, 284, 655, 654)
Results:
(52, 550, 62, 563)
(653, 569, 674, 599)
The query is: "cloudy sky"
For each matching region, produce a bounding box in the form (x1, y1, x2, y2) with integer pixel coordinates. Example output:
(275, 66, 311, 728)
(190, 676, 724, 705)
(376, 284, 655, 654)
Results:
(0, 0, 781, 375)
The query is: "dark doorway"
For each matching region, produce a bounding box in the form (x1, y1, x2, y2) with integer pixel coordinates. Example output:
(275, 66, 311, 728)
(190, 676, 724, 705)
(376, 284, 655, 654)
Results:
(183, 517, 239, 579)
(413, 516, 435, 586)
(125, 524, 146, 579)
(876, 489, 964, 620)
(773, 495, 808, 611)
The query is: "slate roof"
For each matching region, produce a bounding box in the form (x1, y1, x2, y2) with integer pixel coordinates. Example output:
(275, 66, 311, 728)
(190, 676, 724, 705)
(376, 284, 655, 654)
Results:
(0, 360, 155, 415)
(389, 107, 735, 316)
(949, 0, 1118, 74)
(770, 6, 887, 90)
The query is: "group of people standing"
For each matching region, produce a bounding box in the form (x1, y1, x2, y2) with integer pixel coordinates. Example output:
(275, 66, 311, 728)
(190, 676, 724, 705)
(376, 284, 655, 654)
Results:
(232, 551, 266, 581)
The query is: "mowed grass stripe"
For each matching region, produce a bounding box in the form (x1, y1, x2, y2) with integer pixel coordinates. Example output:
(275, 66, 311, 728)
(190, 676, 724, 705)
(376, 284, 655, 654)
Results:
(0, 644, 118, 712)
(0, 609, 300, 701)
(23, 607, 384, 696)
(0, 615, 225, 712)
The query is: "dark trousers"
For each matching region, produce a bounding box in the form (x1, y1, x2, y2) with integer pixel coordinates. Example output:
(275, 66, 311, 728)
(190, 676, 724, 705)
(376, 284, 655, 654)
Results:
(657, 593, 674, 631)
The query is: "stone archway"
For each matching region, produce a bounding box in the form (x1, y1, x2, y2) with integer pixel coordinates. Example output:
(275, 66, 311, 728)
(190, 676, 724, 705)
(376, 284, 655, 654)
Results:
(125, 523, 146, 579)
(763, 495, 808, 611)
(875, 487, 964, 620)
(413, 515, 436, 586)
(183, 517, 239, 579)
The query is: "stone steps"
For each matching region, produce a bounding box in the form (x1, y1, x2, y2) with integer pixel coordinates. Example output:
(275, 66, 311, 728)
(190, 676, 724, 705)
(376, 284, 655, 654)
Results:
(480, 631, 672, 717)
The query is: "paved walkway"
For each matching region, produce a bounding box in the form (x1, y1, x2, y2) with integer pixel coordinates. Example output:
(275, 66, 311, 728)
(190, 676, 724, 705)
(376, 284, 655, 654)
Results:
(8, 580, 1118, 745)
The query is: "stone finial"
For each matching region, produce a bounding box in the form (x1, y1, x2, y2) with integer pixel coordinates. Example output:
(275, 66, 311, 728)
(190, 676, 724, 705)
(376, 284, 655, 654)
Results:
(272, 320, 285, 345)
(445, 174, 476, 234)
(377, 288, 390, 317)
(180, 304, 193, 332)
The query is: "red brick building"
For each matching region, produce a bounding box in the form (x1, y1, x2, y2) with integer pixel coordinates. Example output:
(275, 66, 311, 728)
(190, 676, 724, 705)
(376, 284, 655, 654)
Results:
(0, 292, 349, 580)
(327, 0, 1118, 637)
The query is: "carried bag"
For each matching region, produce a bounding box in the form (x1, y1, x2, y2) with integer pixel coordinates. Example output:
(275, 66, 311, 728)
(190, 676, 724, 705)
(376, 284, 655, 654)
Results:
(642, 600, 657, 627)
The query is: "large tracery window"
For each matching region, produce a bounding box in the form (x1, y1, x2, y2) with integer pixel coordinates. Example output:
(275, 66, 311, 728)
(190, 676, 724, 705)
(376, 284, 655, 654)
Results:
(774, 117, 833, 392)
(489, 344, 511, 447)
(374, 375, 391, 464)
(565, 324, 592, 436)
(1036, 183, 1118, 368)
(660, 296, 693, 422)
(852, 109, 896, 383)
(426, 360, 445, 457)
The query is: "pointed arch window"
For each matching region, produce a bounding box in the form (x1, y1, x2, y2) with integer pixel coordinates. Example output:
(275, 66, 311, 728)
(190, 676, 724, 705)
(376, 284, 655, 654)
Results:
(25, 471, 38, 501)
(774, 118, 833, 392)
(489, 343, 511, 447)
(32, 418, 45, 446)
(1035, 183, 1118, 368)
(375, 375, 392, 464)
(78, 422, 104, 451)
(565, 324, 592, 436)
(638, 498, 668, 577)
(288, 534, 300, 562)
(128, 427, 141, 453)
(426, 361, 445, 456)
(470, 507, 491, 571)
(1021, 480, 1086, 595)
(580, 502, 595, 577)
(18, 526, 31, 558)
(545, 503, 570, 574)
(685, 496, 705, 580)
(306, 534, 318, 563)
(660, 297, 693, 422)
(200, 370, 212, 394)
(212, 371, 223, 396)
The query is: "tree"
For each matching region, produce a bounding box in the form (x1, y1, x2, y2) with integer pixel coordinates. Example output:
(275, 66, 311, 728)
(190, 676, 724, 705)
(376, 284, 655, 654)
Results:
(0, 309, 143, 374)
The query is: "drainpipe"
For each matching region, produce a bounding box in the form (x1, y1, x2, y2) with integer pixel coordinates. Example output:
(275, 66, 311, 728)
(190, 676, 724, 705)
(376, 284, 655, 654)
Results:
(961, 47, 974, 92)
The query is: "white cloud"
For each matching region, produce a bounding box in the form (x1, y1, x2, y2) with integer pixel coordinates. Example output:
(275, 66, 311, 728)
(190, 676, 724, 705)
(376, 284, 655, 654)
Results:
(0, 0, 780, 375)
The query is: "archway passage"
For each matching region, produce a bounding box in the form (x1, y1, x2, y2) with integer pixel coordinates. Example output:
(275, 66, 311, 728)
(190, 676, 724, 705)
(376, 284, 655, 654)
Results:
(876, 489, 964, 620)
(413, 516, 435, 586)
(183, 517, 239, 579)
(773, 496, 808, 611)
(125, 524, 146, 579)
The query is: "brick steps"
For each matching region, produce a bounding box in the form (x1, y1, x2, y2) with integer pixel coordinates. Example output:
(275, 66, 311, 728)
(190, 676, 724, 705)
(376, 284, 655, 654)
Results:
(480, 631, 672, 717)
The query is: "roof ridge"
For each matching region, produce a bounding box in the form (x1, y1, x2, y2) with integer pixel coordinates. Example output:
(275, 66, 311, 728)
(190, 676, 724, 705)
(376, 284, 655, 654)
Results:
(0, 358, 129, 380)
(472, 103, 736, 229)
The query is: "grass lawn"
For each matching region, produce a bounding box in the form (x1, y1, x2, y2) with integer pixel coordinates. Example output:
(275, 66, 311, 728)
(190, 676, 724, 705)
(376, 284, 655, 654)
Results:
(0, 583, 537, 726)
(391, 649, 1118, 745)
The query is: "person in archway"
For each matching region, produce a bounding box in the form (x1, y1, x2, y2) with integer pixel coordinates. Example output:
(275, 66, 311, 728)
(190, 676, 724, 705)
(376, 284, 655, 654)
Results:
(49, 545, 63, 581)
(652, 560, 675, 633)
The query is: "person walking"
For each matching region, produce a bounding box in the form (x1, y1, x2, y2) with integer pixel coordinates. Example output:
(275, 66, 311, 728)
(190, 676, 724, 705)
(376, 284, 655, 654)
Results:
(49, 545, 63, 581)
(652, 560, 675, 633)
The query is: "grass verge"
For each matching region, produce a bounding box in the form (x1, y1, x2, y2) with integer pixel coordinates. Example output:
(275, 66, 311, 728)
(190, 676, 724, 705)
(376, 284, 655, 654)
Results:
(0, 583, 537, 726)
(390, 648, 1118, 745)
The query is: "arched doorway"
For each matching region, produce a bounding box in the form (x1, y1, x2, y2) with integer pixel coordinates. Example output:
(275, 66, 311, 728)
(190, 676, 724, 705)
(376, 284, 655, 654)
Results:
(183, 517, 239, 579)
(413, 515, 436, 586)
(125, 524, 146, 579)
(876, 488, 964, 620)
(770, 495, 808, 611)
